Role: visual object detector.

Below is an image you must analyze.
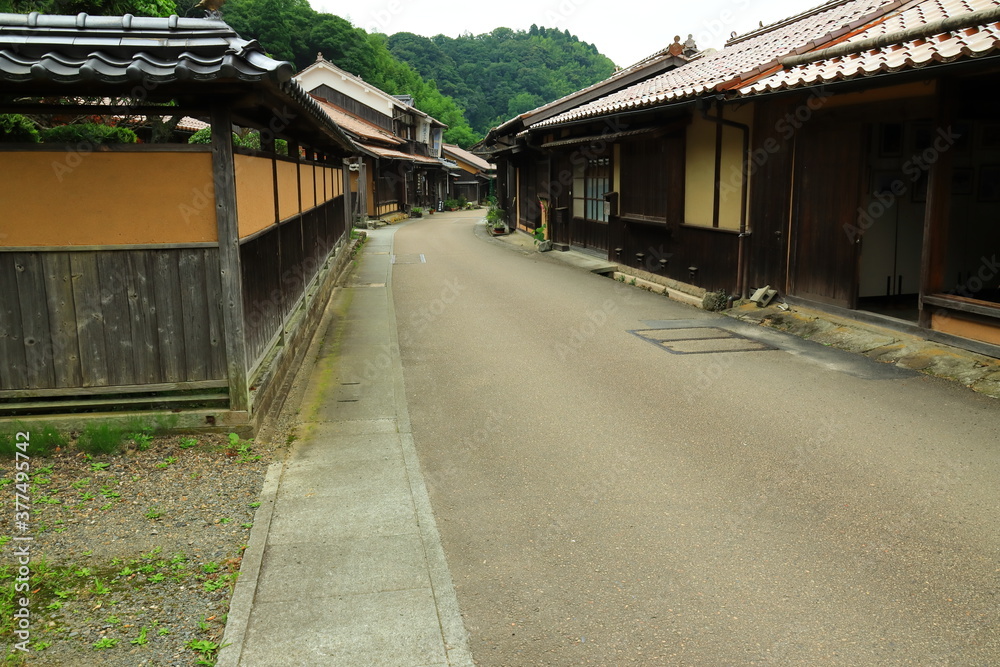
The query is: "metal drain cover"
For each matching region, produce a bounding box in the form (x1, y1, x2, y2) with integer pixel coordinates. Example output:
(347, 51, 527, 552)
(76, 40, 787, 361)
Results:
(630, 327, 775, 354)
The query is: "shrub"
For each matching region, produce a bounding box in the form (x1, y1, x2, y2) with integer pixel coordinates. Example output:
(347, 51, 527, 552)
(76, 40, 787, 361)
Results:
(188, 127, 288, 154)
(41, 123, 137, 145)
(187, 126, 212, 144)
(0, 114, 40, 143)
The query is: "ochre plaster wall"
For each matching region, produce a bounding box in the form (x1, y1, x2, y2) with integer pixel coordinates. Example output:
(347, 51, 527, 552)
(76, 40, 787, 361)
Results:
(1, 151, 216, 246)
(235, 154, 276, 239)
(685, 104, 754, 231)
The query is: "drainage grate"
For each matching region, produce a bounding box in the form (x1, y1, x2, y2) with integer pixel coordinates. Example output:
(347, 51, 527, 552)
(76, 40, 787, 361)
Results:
(629, 327, 776, 354)
(391, 254, 426, 264)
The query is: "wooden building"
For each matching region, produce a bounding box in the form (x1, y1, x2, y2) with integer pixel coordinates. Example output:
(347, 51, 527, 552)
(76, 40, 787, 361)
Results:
(0, 13, 359, 430)
(442, 143, 495, 203)
(296, 55, 450, 218)
(481, 0, 1000, 356)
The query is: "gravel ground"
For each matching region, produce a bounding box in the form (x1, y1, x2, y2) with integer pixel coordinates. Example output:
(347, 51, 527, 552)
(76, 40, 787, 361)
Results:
(1, 431, 284, 666)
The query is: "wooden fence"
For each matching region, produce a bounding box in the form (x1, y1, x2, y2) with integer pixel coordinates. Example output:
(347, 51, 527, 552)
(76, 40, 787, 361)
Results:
(241, 195, 346, 368)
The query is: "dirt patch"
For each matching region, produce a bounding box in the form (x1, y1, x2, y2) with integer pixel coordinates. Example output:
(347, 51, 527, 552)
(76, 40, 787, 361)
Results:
(1, 431, 284, 666)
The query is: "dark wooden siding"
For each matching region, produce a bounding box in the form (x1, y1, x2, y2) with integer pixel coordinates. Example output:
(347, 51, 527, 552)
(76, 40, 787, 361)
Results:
(240, 195, 346, 367)
(310, 84, 394, 132)
(376, 162, 405, 211)
(0, 249, 226, 392)
(746, 99, 797, 292)
(518, 157, 541, 230)
(612, 219, 739, 292)
(570, 217, 609, 253)
(619, 132, 685, 222)
(790, 121, 865, 307)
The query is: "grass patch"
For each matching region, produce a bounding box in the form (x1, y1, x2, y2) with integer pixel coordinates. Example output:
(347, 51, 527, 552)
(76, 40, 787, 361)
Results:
(0, 423, 67, 458)
(76, 423, 126, 455)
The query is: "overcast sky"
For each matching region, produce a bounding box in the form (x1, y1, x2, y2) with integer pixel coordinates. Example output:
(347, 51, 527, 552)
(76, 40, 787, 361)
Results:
(310, 0, 820, 68)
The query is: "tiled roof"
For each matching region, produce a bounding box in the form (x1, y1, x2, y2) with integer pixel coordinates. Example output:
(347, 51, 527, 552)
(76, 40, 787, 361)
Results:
(0, 12, 358, 154)
(742, 0, 1000, 93)
(363, 144, 443, 165)
(312, 95, 403, 146)
(0, 12, 293, 86)
(442, 143, 494, 172)
(176, 116, 208, 132)
(532, 0, 905, 128)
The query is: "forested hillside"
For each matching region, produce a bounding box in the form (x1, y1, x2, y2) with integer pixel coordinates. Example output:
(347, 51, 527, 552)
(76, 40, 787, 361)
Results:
(388, 26, 617, 135)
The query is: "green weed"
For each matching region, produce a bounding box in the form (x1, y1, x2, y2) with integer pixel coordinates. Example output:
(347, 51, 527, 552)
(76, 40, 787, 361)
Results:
(130, 627, 149, 646)
(77, 423, 126, 455)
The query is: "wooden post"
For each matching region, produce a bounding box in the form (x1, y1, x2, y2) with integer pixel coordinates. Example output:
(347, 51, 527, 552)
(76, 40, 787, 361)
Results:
(342, 158, 353, 235)
(210, 103, 251, 413)
(918, 78, 955, 329)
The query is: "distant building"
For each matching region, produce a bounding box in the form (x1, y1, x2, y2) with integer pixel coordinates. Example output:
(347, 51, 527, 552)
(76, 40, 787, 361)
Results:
(442, 144, 495, 204)
(297, 55, 450, 219)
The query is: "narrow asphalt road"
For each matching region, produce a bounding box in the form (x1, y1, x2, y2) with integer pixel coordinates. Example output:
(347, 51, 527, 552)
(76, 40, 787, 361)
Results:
(390, 210, 1000, 666)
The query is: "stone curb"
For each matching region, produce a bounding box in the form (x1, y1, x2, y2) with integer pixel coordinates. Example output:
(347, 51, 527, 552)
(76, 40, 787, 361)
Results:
(215, 461, 283, 667)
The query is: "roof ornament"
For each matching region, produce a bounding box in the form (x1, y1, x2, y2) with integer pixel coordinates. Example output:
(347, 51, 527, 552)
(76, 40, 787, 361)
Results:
(317, 51, 324, 62)
(194, 0, 225, 19)
(683, 34, 698, 56)
(668, 35, 684, 57)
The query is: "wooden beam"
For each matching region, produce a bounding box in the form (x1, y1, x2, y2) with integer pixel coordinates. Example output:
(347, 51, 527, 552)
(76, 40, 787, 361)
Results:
(918, 78, 955, 328)
(0, 104, 209, 116)
(0, 379, 228, 400)
(922, 294, 1000, 320)
(211, 103, 251, 413)
(0, 393, 229, 415)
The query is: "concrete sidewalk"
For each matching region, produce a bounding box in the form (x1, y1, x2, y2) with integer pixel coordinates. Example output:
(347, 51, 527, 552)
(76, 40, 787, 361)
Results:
(218, 225, 472, 666)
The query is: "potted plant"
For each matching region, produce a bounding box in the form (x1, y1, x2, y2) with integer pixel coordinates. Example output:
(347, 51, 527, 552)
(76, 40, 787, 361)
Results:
(410, 207, 423, 218)
(485, 200, 508, 235)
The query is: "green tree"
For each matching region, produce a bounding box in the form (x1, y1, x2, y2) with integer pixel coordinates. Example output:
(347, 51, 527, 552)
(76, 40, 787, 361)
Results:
(387, 25, 616, 135)
(0, 0, 175, 16)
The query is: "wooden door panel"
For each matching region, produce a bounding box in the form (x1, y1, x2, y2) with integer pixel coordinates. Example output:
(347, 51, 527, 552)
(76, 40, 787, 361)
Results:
(791, 123, 864, 307)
